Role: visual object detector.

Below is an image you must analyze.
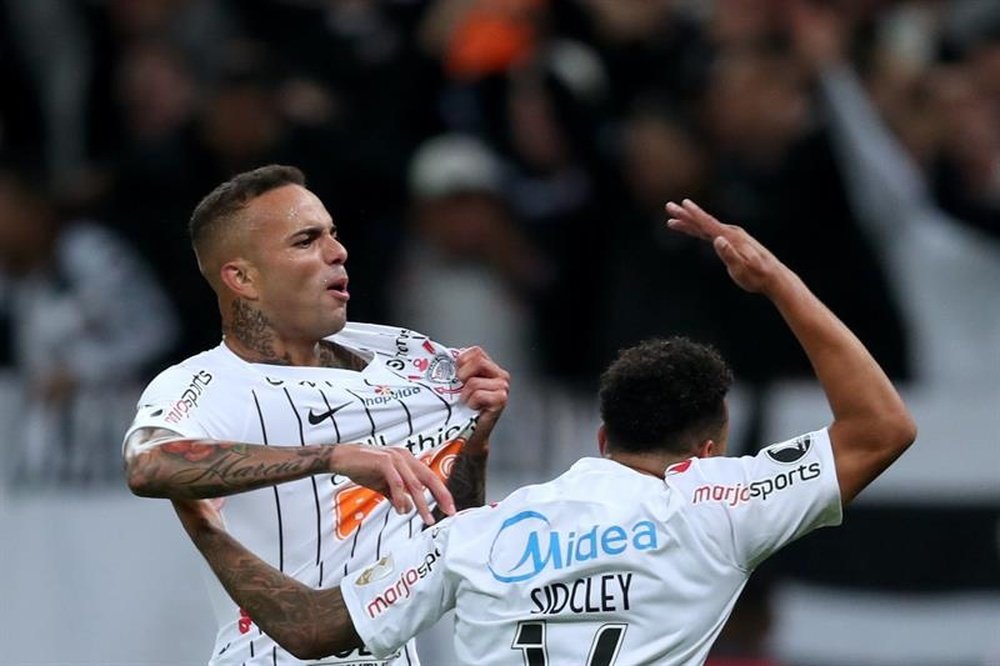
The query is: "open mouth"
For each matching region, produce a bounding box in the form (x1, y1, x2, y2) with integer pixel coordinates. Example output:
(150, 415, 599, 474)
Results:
(327, 277, 350, 300)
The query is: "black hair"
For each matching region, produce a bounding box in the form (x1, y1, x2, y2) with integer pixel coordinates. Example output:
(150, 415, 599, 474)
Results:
(188, 164, 305, 254)
(599, 337, 733, 454)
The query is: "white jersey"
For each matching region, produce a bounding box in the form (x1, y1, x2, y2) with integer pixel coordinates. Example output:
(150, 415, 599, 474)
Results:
(125, 323, 477, 666)
(342, 428, 842, 666)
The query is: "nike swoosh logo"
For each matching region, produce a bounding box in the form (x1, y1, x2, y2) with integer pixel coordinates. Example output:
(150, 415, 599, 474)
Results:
(307, 401, 352, 426)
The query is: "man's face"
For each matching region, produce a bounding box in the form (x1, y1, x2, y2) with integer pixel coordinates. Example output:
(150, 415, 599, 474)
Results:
(241, 184, 350, 341)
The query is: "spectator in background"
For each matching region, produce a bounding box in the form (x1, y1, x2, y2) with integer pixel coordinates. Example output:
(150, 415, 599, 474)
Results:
(393, 133, 548, 379)
(789, 0, 1000, 388)
(0, 164, 177, 483)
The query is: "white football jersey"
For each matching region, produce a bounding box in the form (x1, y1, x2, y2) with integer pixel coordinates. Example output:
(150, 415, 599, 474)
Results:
(125, 323, 477, 666)
(342, 428, 842, 666)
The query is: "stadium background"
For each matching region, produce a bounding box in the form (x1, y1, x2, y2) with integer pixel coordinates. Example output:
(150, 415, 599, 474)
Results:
(0, 0, 997, 664)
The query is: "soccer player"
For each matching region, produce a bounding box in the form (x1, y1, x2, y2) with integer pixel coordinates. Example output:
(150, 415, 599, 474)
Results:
(171, 199, 916, 665)
(122, 165, 510, 665)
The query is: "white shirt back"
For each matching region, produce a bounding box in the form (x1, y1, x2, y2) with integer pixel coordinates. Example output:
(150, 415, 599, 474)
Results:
(342, 428, 842, 665)
(125, 323, 476, 665)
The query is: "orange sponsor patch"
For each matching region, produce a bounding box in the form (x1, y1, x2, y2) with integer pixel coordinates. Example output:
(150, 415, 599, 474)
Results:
(333, 437, 465, 539)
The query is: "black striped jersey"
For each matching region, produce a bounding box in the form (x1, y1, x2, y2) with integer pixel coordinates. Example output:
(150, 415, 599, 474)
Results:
(125, 322, 477, 665)
(341, 429, 842, 665)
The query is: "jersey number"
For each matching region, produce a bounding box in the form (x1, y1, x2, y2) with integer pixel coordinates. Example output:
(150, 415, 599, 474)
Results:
(511, 621, 627, 666)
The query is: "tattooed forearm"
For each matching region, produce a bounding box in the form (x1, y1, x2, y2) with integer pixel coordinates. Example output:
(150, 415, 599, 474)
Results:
(437, 446, 488, 518)
(193, 525, 361, 659)
(126, 440, 334, 499)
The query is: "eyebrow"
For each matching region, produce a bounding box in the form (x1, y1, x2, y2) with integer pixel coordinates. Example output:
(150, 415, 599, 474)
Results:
(287, 222, 336, 242)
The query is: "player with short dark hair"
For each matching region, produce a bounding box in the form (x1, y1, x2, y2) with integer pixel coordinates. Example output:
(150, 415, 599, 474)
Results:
(123, 164, 510, 665)
(172, 199, 916, 665)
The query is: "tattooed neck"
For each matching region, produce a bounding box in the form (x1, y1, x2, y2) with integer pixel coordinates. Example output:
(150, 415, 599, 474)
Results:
(225, 300, 366, 370)
(226, 299, 292, 364)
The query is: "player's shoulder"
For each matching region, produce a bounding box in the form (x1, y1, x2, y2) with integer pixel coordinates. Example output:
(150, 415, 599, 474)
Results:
(664, 428, 833, 503)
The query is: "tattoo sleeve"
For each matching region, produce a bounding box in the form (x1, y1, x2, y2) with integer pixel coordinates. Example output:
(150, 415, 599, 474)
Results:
(125, 429, 335, 499)
(191, 521, 361, 659)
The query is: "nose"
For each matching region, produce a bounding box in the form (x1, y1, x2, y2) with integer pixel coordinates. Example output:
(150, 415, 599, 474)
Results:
(322, 234, 347, 265)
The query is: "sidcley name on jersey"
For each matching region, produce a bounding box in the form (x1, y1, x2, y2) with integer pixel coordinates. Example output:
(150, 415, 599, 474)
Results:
(530, 572, 633, 616)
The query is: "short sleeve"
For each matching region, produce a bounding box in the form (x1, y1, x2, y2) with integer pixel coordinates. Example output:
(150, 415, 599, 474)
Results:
(122, 366, 215, 449)
(728, 428, 842, 569)
(670, 428, 842, 571)
(341, 520, 456, 658)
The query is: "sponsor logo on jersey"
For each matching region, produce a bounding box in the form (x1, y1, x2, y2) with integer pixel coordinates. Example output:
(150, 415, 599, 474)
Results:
(355, 555, 394, 586)
(237, 607, 253, 634)
(307, 400, 352, 425)
(488, 512, 659, 584)
(666, 459, 693, 475)
(692, 462, 822, 506)
(765, 435, 812, 464)
(333, 435, 466, 539)
(364, 549, 441, 619)
(163, 370, 213, 423)
(362, 385, 421, 407)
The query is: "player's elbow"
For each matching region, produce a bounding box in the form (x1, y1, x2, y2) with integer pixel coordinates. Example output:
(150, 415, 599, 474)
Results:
(124, 452, 163, 497)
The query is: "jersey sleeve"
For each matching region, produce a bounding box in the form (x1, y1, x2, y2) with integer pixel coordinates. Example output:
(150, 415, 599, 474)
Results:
(121, 365, 215, 449)
(674, 428, 843, 571)
(340, 520, 457, 659)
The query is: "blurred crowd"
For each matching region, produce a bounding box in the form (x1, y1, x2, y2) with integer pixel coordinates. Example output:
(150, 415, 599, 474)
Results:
(2, 0, 998, 482)
(1, 1, 998, 663)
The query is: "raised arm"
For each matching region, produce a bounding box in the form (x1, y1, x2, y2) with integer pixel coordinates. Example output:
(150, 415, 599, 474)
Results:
(666, 200, 916, 503)
(173, 499, 363, 660)
(125, 430, 454, 524)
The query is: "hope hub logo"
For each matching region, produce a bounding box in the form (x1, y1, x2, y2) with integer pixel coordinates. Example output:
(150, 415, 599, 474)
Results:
(487, 510, 658, 583)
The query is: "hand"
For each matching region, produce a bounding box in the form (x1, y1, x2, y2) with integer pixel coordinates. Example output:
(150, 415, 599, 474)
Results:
(456, 346, 510, 436)
(172, 498, 226, 540)
(665, 199, 788, 295)
(330, 444, 455, 524)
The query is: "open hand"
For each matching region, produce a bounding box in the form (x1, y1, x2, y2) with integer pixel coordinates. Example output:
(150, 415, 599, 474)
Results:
(330, 444, 455, 525)
(665, 199, 787, 295)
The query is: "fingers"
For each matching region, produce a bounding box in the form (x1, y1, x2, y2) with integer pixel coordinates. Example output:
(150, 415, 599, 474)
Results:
(665, 199, 726, 241)
(385, 450, 456, 525)
(457, 347, 510, 406)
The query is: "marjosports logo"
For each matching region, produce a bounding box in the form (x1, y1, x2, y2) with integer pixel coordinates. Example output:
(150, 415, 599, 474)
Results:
(692, 463, 821, 506)
(487, 511, 658, 584)
(162, 370, 213, 424)
(765, 435, 812, 464)
(364, 549, 441, 619)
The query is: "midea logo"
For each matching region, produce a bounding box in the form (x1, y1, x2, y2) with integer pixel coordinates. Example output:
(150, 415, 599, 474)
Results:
(487, 510, 659, 583)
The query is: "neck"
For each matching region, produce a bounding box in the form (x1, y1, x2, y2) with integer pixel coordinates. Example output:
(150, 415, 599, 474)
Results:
(223, 299, 353, 367)
(605, 449, 693, 479)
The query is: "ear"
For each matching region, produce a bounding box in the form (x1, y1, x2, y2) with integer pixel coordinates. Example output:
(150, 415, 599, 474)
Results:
(597, 424, 609, 457)
(220, 259, 259, 300)
(694, 439, 716, 459)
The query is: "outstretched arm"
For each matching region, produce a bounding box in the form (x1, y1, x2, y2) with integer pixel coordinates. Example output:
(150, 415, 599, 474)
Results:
(666, 199, 916, 503)
(173, 499, 363, 660)
(437, 346, 510, 516)
(125, 430, 454, 523)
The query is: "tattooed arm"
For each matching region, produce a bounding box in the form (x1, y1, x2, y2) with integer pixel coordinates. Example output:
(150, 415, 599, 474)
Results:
(173, 498, 363, 660)
(125, 429, 455, 522)
(438, 346, 509, 516)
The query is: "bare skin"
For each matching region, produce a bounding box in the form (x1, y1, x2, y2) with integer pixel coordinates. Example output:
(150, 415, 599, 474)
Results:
(174, 199, 915, 661)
